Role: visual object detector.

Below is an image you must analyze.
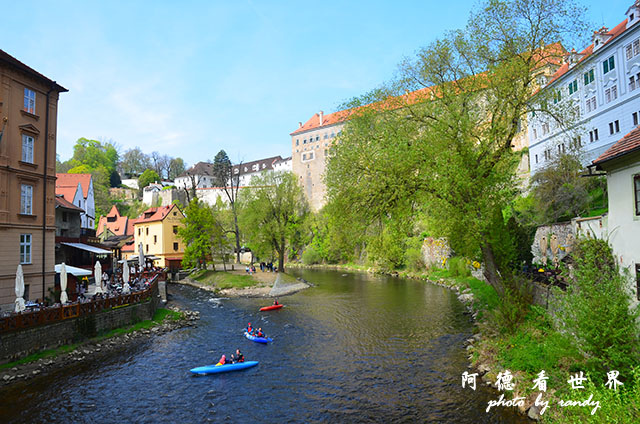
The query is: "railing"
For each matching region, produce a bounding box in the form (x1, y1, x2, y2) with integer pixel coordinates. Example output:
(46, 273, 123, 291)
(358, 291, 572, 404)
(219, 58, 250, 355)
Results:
(0, 273, 161, 334)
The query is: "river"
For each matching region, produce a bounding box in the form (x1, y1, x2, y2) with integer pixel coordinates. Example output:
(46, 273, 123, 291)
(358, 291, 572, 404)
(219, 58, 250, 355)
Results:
(0, 269, 526, 423)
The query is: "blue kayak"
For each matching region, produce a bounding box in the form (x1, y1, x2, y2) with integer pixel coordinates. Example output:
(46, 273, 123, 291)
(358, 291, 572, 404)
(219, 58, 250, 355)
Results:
(190, 361, 259, 375)
(244, 331, 272, 343)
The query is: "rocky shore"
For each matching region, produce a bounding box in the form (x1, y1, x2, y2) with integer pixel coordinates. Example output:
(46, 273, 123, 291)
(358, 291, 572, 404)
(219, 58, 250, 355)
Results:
(0, 307, 200, 389)
(176, 272, 310, 298)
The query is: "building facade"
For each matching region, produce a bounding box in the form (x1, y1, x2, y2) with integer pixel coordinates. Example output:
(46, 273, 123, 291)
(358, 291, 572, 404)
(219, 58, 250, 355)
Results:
(0, 49, 66, 308)
(529, 1, 640, 173)
(592, 126, 640, 299)
(131, 204, 185, 268)
(55, 173, 95, 232)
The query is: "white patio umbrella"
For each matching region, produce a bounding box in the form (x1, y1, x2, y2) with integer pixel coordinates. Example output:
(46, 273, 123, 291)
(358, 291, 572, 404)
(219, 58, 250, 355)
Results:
(138, 242, 144, 269)
(60, 262, 69, 304)
(94, 261, 104, 294)
(14, 264, 26, 313)
(122, 262, 131, 294)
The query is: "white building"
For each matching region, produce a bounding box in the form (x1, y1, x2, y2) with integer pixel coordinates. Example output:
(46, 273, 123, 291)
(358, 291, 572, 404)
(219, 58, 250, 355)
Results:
(591, 125, 640, 299)
(529, 1, 640, 173)
(55, 173, 95, 231)
(174, 162, 215, 190)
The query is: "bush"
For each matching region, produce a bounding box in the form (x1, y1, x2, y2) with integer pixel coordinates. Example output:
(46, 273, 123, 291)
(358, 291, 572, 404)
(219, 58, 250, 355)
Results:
(555, 238, 640, 382)
(301, 246, 322, 265)
(448, 256, 471, 277)
(404, 236, 425, 271)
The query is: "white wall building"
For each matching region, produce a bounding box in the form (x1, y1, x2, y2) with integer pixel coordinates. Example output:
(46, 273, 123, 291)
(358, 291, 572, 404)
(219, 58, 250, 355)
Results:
(529, 1, 640, 173)
(55, 173, 95, 231)
(591, 125, 640, 300)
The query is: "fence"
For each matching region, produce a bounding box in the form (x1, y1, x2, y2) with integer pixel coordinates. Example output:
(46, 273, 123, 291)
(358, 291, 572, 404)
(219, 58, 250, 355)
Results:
(0, 273, 161, 335)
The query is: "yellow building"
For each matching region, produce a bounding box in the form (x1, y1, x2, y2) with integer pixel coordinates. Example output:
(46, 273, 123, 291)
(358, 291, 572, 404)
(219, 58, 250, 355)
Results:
(130, 205, 185, 269)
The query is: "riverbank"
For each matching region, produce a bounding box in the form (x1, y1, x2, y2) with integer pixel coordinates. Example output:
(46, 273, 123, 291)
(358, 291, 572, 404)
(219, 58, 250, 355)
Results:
(0, 306, 199, 389)
(290, 262, 640, 422)
(178, 268, 310, 297)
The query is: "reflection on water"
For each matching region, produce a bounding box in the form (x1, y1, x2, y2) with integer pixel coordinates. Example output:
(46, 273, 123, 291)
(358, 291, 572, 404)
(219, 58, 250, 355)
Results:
(0, 269, 527, 423)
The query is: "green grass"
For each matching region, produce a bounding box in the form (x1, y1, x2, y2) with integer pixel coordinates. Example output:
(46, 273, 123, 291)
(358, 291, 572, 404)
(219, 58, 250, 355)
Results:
(190, 269, 261, 289)
(0, 308, 182, 370)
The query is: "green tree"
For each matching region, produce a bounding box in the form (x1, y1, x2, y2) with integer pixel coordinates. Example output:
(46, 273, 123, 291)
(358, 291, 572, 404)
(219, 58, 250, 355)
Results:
(168, 157, 186, 180)
(138, 169, 161, 191)
(178, 200, 216, 268)
(239, 171, 309, 272)
(325, 0, 586, 293)
(212, 150, 242, 263)
(120, 147, 150, 177)
(70, 138, 119, 173)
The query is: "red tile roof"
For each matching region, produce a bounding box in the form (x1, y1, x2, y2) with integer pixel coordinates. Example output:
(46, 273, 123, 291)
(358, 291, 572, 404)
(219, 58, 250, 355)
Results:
(593, 125, 640, 166)
(97, 205, 131, 236)
(133, 204, 183, 224)
(55, 195, 83, 212)
(547, 20, 628, 86)
(56, 173, 92, 199)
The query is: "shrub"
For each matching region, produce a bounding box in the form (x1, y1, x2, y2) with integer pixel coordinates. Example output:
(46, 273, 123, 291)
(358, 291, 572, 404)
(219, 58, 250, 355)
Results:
(301, 246, 322, 265)
(448, 256, 471, 277)
(555, 238, 640, 382)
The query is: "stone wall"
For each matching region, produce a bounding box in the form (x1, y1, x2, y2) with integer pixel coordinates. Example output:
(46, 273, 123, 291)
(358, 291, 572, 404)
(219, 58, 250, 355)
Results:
(0, 285, 160, 364)
(421, 237, 451, 268)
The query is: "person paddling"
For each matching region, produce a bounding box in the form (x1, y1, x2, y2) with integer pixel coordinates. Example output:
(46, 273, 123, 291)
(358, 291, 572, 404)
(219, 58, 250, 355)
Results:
(256, 327, 265, 338)
(235, 349, 244, 363)
(273, 299, 279, 306)
(216, 354, 226, 366)
(246, 322, 253, 334)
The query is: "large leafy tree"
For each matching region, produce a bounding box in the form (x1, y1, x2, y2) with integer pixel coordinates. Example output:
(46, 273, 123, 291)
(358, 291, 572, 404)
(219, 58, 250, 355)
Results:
(325, 0, 586, 293)
(138, 169, 161, 192)
(178, 200, 216, 268)
(168, 157, 186, 180)
(212, 150, 242, 263)
(120, 147, 151, 177)
(239, 171, 309, 272)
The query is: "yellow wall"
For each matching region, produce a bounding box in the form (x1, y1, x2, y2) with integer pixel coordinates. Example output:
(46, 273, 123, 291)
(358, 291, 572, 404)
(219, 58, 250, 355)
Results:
(133, 206, 184, 267)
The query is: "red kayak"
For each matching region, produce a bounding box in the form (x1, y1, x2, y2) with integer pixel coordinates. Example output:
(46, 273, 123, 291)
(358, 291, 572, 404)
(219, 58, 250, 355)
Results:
(259, 304, 283, 311)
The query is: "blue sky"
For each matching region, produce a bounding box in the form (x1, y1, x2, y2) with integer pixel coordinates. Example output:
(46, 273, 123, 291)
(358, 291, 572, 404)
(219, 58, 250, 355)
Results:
(0, 0, 631, 168)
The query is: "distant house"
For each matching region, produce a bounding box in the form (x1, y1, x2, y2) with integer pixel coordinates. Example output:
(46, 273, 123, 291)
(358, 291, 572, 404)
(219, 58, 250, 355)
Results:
(592, 124, 640, 299)
(55, 195, 83, 239)
(174, 162, 215, 190)
(129, 204, 185, 269)
(97, 205, 133, 241)
(55, 173, 95, 233)
(142, 182, 163, 205)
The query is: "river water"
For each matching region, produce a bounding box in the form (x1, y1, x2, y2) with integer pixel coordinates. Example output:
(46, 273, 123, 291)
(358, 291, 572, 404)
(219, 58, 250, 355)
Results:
(0, 269, 526, 423)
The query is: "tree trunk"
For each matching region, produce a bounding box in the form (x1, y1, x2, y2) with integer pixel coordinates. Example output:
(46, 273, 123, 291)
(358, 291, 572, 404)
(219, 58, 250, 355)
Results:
(481, 243, 503, 296)
(233, 210, 241, 264)
(278, 248, 285, 273)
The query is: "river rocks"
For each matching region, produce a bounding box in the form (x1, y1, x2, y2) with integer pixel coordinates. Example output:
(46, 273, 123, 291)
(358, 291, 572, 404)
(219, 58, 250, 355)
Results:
(527, 405, 541, 421)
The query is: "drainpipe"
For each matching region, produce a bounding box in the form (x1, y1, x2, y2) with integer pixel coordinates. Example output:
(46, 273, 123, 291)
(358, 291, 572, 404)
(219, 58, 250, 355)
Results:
(42, 83, 55, 301)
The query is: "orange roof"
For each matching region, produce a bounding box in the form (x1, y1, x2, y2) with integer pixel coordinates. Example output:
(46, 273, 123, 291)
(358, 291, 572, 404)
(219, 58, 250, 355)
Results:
(547, 20, 628, 86)
(56, 173, 92, 199)
(55, 185, 80, 204)
(593, 125, 640, 166)
(97, 205, 131, 236)
(133, 204, 183, 224)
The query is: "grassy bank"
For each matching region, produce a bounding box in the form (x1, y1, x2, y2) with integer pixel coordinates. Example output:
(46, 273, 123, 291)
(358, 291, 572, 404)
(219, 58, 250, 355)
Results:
(189, 269, 258, 289)
(0, 308, 183, 370)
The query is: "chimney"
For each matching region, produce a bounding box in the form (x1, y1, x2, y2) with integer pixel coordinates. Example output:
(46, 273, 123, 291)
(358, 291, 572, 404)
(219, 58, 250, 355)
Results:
(319, 110, 324, 126)
(298, 122, 302, 128)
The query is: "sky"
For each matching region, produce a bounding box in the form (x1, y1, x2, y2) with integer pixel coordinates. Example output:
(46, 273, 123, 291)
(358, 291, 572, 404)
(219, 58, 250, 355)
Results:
(0, 0, 632, 168)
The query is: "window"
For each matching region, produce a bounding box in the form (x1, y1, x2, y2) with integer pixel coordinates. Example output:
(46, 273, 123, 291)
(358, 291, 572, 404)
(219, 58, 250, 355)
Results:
(572, 137, 582, 149)
(20, 184, 33, 215)
(634, 112, 639, 126)
(533, 128, 538, 139)
(154, 235, 157, 244)
(173, 225, 178, 234)
(20, 234, 32, 264)
(303, 139, 307, 144)
(627, 39, 640, 60)
(544, 149, 552, 160)
(145, 244, 149, 253)
(630, 76, 637, 91)
(302, 153, 306, 160)
(557, 143, 565, 154)
(609, 120, 620, 135)
(586, 96, 597, 113)
(296, 139, 299, 146)
(315, 136, 319, 141)
(138, 228, 141, 236)
(635, 175, 640, 216)
(636, 264, 640, 301)
(324, 134, 328, 139)
(21, 135, 34, 163)
(146, 227, 149, 235)
(173, 242, 178, 251)
(603, 56, 615, 74)
(583, 69, 595, 85)
(568, 79, 578, 95)
(535, 154, 538, 164)
(23, 88, 35, 114)
(62, 211, 68, 222)
(542, 122, 550, 135)
(589, 129, 599, 142)
(605, 86, 618, 103)
(553, 90, 562, 104)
